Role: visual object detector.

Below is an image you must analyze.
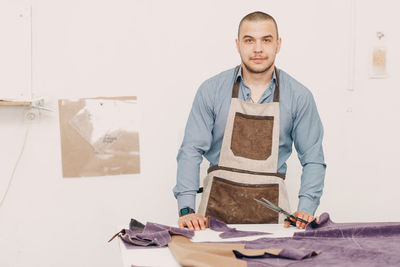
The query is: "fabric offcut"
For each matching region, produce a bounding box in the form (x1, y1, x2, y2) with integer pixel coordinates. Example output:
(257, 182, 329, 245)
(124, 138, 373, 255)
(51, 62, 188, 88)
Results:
(114, 216, 271, 248)
(242, 212, 400, 266)
(117, 218, 194, 248)
(209, 216, 271, 239)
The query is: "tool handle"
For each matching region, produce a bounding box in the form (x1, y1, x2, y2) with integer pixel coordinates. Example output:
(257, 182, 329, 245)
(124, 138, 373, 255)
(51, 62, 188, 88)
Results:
(284, 217, 297, 227)
(294, 216, 309, 224)
(285, 215, 309, 226)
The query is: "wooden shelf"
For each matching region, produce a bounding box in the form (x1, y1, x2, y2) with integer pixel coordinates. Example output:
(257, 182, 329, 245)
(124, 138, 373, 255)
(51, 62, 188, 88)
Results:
(0, 101, 32, 106)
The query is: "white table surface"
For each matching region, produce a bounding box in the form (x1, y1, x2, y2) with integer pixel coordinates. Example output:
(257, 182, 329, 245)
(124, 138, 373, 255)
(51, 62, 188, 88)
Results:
(119, 224, 304, 267)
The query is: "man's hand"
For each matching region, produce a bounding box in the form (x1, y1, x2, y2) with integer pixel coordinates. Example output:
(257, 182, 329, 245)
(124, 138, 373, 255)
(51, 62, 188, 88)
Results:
(178, 213, 207, 231)
(283, 211, 320, 229)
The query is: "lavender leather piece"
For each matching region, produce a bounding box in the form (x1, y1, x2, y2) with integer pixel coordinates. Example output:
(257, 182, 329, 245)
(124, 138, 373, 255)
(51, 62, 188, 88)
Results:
(119, 219, 194, 248)
(297, 212, 400, 238)
(208, 216, 232, 231)
(209, 216, 271, 239)
(242, 212, 400, 266)
(120, 213, 400, 266)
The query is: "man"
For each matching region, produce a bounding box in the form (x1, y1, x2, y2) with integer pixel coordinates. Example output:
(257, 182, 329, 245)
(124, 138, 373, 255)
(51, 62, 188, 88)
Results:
(173, 11, 326, 230)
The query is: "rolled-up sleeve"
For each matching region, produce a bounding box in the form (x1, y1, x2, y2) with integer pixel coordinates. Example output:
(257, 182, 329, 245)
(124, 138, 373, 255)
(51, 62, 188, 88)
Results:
(173, 80, 215, 211)
(291, 90, 326, 215)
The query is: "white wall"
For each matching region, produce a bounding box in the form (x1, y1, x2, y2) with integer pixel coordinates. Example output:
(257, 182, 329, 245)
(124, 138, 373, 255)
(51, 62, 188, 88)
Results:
(1, 0, 400, 266)
(0, 0, 31, 100)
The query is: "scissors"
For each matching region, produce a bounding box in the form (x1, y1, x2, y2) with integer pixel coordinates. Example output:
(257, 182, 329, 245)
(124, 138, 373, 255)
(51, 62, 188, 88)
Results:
(254, 197, 309, 227)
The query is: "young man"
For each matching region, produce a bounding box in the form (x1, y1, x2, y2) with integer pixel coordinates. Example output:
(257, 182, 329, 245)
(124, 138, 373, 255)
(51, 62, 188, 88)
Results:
(173, 11, 326, 230)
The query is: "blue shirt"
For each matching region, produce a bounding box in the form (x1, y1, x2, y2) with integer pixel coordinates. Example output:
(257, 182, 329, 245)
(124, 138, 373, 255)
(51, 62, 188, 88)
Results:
(173, 66, 326, 215)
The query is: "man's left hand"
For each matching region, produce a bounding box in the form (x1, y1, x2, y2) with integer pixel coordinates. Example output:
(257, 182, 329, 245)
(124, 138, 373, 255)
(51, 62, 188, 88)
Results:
(283, 211, 319, 229)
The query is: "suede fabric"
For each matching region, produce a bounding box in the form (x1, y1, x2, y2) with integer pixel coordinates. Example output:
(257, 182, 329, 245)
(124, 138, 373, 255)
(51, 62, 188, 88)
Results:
(116, 213, 400, 266)
(242, 213, 400, 266)
(115, 216, 271, 248)
(117, 219, 194, 248)
(299, 212, 400, 238)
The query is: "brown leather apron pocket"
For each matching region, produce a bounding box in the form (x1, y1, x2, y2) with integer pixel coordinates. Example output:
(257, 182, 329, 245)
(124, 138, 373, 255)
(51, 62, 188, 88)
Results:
(231, 112, 274, 160)
(205, 177, 279, 224)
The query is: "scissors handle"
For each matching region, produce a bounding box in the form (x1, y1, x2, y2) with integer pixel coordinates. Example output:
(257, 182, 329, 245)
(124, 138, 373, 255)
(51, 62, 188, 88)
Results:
(284, 217, 297, 227)
(287, 215, 309, 225)
(296, 217, 310, 224)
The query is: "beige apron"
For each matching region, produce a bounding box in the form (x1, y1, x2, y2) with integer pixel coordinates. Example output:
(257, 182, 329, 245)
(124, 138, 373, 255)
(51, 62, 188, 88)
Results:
(198, 66, 290, 224)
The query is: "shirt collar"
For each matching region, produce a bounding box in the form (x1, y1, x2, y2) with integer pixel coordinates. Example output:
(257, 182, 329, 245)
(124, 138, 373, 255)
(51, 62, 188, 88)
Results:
(235, 65, 277, 85)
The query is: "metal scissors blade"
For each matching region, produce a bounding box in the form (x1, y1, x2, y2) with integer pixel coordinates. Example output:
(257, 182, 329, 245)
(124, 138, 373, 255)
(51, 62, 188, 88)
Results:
(260, 197, 292, 217)
(254, 197, 308, 225)
(254, 198, 281, 213)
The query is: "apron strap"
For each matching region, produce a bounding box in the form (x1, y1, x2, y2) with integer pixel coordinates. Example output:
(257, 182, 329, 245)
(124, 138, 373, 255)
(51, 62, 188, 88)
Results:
(207, 165, 286, 179)
(273, 66, 280, 102)
(231, 66, 240, 98)
(232, 65, 280, 103)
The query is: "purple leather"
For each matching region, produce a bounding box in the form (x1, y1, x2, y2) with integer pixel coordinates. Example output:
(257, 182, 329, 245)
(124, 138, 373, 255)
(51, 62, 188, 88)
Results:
(298, 212, 400, 238)
(119, 217, 270, 248)
(209, 216, 271, 239)
(243, 212, 400, 266)
(120, 219, 194, 248)
(119, 213, 400, 266)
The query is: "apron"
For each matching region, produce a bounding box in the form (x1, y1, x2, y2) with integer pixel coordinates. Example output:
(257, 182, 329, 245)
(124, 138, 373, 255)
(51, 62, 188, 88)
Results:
(198, 66, 290, 224)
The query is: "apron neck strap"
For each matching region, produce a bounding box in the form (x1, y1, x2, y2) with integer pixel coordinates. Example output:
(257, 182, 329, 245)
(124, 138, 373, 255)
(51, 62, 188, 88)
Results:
(273, 66, 280, 102)
(232, 65, 280, 103)
(232, 66, 240, 98)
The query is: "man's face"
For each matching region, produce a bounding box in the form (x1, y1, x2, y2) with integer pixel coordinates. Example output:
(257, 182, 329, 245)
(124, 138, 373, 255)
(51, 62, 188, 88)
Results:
(236, 20, 281, 74)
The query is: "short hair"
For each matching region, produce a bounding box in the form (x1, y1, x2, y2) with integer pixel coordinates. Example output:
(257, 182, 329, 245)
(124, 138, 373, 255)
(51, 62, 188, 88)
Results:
(238, 11, 279, 39)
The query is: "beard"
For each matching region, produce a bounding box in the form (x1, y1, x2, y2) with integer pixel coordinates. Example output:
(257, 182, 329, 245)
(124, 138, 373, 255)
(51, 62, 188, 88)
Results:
(242, 59, 274, 74)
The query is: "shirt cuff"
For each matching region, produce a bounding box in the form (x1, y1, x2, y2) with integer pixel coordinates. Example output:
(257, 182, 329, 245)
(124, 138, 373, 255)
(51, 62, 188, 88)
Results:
(297, 196, 318, 216)
(177, 193, 196, 213)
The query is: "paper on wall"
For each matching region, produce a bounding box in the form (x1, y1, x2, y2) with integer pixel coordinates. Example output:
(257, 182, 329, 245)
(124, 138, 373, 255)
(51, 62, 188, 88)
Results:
(69, 99, 139, 154)
(58, 96, 140, 178)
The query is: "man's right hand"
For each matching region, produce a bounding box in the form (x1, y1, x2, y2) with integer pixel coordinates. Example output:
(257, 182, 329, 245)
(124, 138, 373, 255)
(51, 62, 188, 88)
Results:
(178, 213, 207, 231)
